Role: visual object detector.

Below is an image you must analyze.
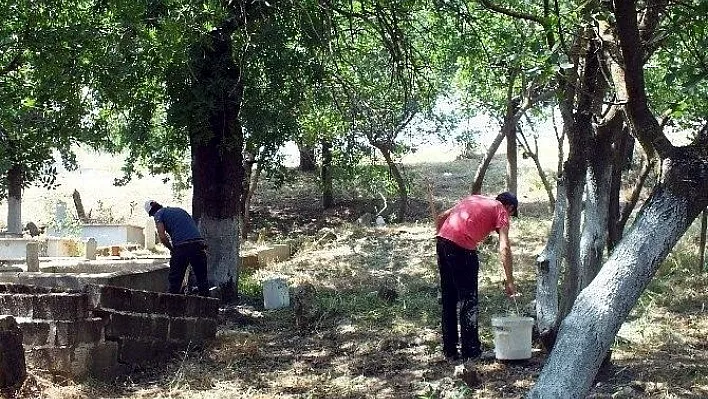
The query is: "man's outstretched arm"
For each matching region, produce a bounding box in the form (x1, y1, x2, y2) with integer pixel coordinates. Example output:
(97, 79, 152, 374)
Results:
(156, 222, 173, 252)
(498, 225, 516, 296)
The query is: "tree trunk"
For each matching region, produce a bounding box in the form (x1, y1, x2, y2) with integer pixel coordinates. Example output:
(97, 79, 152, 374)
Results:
(241, 164, 261, 239)
(579, 150, 612, 289)
(617, 159, 654, 236)
(607, 128, 633, 252)
(535, 176, 566, 350)
(528, 151, 708, 398)
(6, 164, 22, 234)
(189, 28, 244, 302)
(557, 159, 585, 319)
(298, 143, 317, 172)
(72, 189, 89, 223)
(471, 130, 505, 194)
(531, 153, 555, 209)
(700, 208, 707, 272)
(506, 120, 518, 194)
(378, 145, 407, 222)
(552, 111, 565, 178)
(321, 139, 333, 209)
(558, 35, 599, 319)
(580, 107, 620, 288)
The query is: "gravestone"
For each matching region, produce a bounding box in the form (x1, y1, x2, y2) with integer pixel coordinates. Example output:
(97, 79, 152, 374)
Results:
(26, 242, 39, 272)
(85, 238, 97, 260)
(0, 315, 26, 391)
(263, 277, 290, 309)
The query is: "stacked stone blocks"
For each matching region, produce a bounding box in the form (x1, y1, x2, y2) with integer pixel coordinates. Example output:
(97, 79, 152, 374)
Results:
(0, 285, 117, 379)
(0, 283, 219, 380)
(91, 285, 219, 367)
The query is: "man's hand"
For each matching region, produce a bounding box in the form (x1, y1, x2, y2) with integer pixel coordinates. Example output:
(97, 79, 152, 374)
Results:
(504, 280, 517, 297)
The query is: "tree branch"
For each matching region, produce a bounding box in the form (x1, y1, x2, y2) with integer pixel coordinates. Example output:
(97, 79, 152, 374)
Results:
(637, 0, 669, 45)
(613, 0, 673, 158)
(0, 52, 22, 77)
(477, 0, 548, 28)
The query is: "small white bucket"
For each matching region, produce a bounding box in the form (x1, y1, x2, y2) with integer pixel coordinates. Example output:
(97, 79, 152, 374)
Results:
(263, 277, 290, 309)
(491, 316, 534, 360)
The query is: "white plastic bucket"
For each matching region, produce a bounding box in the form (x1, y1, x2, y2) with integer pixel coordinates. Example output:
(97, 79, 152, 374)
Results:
(263, 277, 290, 309)
(491, 316, 534, 360)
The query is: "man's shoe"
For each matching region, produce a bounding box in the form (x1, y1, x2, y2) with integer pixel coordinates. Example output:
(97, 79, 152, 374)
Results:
(462, 350, 496, 362)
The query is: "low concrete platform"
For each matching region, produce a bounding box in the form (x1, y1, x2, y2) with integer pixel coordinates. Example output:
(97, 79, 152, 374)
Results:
(0, 258, 170, 292)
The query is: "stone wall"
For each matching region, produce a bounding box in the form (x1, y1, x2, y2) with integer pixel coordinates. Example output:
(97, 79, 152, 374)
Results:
(0, 284, 219, 380)
(90, 285, 219, 367)
(0, 285, 117, 379)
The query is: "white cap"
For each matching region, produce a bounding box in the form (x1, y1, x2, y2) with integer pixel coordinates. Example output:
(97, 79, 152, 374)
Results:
(144, 200, 155, 215)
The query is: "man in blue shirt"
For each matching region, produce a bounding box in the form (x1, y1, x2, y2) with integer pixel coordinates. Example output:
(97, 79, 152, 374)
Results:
(145, 200, 210, 297)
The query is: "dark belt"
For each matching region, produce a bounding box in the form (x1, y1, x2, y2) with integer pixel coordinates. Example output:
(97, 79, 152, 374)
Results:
(174, 239, 206, 248)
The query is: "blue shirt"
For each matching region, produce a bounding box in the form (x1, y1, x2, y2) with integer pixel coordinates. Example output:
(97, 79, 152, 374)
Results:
(153, 207, 202, 245)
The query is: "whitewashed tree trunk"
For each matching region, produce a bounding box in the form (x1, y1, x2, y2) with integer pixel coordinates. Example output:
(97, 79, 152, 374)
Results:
(558, 164, 586, 319)
(557, 33, 599, 320)
(579, 156, 613, 288)
(528, 156, 708, 398)
(535, 177, 566, 349)
(528, 1, 689, 396)
(199, 216, 240, 296)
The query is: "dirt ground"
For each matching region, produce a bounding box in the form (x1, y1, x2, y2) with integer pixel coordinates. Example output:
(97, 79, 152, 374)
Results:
(12, 159, 708, 398)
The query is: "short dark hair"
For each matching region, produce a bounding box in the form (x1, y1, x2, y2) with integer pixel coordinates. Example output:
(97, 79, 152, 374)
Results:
(147, 201, 163, 217)
(496, 192, 519, 217)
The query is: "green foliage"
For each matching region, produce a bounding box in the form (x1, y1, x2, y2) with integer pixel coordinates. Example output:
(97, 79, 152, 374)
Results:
(644, 1, 708, 128)
(332, 163, 401, 199)
(0, 0, 112, 198)
(443, 0, 558, 116)
(237, 270, 263, 304)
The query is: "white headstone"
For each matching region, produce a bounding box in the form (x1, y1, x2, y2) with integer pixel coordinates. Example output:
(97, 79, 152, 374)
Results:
(85, 237, 97, 260)
(263, 277, 290, 309)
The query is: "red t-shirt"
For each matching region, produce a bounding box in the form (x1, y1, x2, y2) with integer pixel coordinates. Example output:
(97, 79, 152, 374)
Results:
(437, 195, 510, 250)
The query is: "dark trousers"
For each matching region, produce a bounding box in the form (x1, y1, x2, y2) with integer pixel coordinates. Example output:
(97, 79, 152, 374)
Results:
(436, 237, 481, 358)
(169, 241, 209, 297)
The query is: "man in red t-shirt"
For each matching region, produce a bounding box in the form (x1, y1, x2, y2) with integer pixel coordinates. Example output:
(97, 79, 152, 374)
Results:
(435, 192, 518, 361)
